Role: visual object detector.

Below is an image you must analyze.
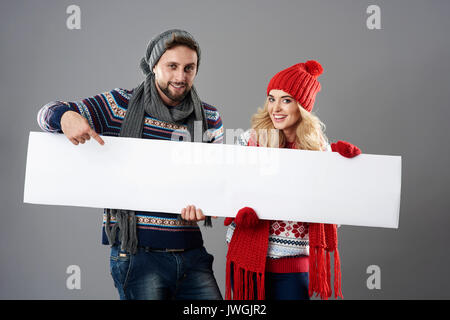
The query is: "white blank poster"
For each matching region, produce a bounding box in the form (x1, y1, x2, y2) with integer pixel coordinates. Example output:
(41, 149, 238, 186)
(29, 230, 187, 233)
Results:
(24, 132, 401, 228)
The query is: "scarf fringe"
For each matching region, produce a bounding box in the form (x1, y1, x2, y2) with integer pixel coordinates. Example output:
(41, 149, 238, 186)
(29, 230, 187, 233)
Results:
(105, 209, 138, 254)
(308, 245, 316, 297)
(326, 249, 332, 296)
(334, 248, 343, 299)
(308, 246, 343, 300)
(225, 260, 265, 300)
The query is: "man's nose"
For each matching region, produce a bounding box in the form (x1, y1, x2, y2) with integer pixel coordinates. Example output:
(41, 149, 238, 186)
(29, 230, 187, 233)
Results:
(174, 69, 187, 82)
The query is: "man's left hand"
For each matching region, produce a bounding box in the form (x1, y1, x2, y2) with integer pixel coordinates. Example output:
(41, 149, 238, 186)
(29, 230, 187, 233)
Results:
(181, 205, 217, 222)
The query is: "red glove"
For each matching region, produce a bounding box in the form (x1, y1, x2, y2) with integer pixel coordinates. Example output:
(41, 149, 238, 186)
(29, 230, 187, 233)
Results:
(224, 207, 261, 228)
(224, 217, 234, 226)
(331, 140, 361, 158)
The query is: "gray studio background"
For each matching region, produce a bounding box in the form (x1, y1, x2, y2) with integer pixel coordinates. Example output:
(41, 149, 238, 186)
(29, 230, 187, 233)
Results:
(1, 0, 449, 299)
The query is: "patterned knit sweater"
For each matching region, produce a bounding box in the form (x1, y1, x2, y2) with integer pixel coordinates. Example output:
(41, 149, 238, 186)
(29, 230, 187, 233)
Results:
(37, 88, 224, 249)
(225, 130, 331, 273)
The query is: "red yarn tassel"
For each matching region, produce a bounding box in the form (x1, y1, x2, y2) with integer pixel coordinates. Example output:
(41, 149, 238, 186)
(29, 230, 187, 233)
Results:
(309, 223, 337, 299)
(225, 260, 232, 300)
(227, 263, 263, 300)
(236, 265, 242, 299)
(258, 273, 265, 300)
(243, 269, 248, 299)
(231, 263, 240, 300)
(334, 249, 343, 299)
(249, 271, 254, 300)
(316, 247, 329, 300)
(326, 249, 332, 298)
(308, 247, 316, 297)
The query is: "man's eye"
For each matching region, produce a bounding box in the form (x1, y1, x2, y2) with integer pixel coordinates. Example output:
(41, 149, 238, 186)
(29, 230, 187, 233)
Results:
(169, 64, 176, 69)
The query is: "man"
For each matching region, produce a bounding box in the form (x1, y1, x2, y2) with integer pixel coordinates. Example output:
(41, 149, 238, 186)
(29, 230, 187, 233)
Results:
(37, 29, 223, 300)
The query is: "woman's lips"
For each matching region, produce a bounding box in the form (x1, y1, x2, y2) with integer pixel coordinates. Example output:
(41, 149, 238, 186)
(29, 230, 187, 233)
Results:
(272, 114, 287, 122)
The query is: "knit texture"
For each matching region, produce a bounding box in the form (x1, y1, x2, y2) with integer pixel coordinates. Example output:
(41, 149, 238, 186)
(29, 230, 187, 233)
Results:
(37, 88, 223, 250)
(331, 140, 361, 158)
(266, 60, 323, 112)
(265, 256, 309, 273)
(225, 207, 270, 300)
(226, 220, 310, 259)
(140, 29, 201, 76)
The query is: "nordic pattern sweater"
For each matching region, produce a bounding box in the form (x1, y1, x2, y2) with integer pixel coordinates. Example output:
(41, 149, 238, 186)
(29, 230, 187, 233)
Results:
(37, 88, 224, 249)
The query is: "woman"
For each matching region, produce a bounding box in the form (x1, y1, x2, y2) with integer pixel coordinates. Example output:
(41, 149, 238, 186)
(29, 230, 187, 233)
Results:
(224, 60, 361, 300)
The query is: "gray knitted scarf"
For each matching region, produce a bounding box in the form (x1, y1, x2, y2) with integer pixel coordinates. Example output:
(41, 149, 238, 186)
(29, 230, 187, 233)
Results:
(104, 32, 212, 254)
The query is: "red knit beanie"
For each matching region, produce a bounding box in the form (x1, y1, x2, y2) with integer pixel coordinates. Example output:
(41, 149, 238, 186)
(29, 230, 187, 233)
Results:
(266, 60, 323, 112)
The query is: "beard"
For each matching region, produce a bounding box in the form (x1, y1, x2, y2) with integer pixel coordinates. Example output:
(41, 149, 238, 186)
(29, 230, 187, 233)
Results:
(156, 79, 191, 103)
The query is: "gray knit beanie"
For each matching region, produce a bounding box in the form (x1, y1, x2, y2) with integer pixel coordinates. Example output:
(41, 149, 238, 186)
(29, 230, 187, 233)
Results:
(139, 29, 201, 76)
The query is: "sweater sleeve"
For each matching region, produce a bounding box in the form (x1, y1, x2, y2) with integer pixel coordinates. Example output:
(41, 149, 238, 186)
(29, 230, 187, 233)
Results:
(202, 102, 224, 144)
(37, 88, 132, 134)
(225, 221, 236, 244)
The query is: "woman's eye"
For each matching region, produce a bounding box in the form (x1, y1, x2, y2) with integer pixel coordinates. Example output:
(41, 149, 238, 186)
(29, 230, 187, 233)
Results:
(283, 99, 292, 104)
(268, 97, 275, 102)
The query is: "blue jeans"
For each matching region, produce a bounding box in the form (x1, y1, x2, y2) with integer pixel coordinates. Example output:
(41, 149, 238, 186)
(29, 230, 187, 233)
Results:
(110, 245, 223, 300)
(230, 264, 310, 300)
(265, 272, 310, 300)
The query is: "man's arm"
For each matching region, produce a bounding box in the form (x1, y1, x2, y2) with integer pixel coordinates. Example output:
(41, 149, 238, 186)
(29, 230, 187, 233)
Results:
(60, 110, 104, 145)
(37, 88, 132, 145)
(202, 103, 224, 144)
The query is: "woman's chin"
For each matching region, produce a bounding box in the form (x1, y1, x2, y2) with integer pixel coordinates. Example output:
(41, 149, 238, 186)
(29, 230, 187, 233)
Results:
(271, 122, 286, 130)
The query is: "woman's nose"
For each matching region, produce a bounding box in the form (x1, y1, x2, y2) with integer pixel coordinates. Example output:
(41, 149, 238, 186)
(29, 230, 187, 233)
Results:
(273, 100, 282, 111)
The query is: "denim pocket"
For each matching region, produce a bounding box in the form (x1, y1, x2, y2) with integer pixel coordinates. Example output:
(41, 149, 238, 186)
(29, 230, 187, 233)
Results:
(192, 247, 214, 273)
(110, 247, 132, 290)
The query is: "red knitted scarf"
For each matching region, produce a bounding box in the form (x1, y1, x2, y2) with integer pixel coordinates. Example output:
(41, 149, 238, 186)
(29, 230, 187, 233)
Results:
(225, 214, 342, 300)
(225, 140, 343, 300)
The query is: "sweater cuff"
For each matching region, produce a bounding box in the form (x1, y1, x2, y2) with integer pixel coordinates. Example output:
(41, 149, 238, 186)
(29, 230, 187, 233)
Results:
(49, 104, 72, 131)
(265, 255, 309, 273)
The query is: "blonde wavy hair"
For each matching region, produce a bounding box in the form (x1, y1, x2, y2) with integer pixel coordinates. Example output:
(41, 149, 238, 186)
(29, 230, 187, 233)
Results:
(250, 99, 329, 151)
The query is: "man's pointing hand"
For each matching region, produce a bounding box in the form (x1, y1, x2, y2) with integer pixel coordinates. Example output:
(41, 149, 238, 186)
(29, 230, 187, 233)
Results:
(61, 111, 105, 146)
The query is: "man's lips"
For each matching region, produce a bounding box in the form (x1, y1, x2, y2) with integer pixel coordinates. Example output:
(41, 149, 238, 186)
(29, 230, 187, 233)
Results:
(170, 82, 186, 91)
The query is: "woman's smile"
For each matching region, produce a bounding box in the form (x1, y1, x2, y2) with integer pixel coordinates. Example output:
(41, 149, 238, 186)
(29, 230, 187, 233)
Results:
(272, 113, 288, 122)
